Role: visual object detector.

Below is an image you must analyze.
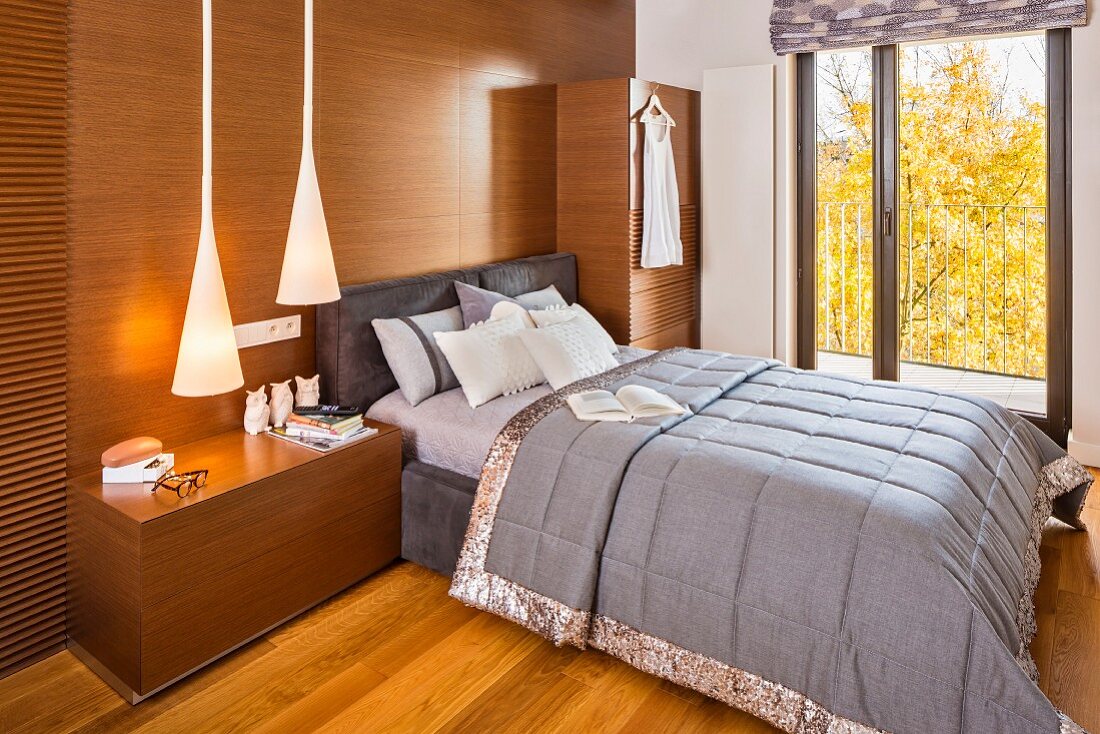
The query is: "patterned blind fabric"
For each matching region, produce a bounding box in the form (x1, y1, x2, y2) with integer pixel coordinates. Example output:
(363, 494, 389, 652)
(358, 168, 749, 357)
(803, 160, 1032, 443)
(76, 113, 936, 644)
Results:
(770, 0, 1088, 55)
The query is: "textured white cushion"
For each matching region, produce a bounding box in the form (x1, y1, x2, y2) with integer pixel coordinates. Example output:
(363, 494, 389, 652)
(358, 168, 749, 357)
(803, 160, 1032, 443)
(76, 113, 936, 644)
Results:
(518, 319, 617, 391)
(515, 284, 567, 309)
(530, 304, 617, 354)
(434, 313, 545, 408)
(489, 300, 537, 328)
(528, 305, 578, 328)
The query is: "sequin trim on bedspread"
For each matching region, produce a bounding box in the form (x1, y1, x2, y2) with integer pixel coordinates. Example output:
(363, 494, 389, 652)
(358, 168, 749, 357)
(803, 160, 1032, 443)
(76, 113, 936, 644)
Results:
(1015, 455, 1093, 682)
(589, 615, 884, 734)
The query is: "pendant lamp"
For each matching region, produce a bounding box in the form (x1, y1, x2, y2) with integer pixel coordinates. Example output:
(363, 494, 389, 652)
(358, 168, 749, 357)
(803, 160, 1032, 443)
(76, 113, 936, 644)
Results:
(171, 0, 245, 397)
(276, 0, 340, 305)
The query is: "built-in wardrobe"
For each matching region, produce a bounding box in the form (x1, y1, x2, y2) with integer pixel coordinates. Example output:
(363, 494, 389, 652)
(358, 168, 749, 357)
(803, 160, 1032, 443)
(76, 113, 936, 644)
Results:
(557, 78, 700, 350)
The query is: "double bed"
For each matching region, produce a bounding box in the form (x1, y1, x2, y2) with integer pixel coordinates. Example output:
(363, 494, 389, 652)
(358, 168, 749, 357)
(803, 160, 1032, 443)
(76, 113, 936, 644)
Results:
(317, 254, 1092, 734)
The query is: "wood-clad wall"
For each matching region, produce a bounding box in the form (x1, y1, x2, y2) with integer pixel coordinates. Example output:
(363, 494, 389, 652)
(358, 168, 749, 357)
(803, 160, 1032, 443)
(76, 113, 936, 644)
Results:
(67, 0, 635, 476)
(1, 0, 68, 678)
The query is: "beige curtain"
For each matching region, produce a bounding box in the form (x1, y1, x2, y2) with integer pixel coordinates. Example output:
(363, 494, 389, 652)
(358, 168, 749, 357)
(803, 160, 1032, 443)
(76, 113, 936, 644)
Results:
(771, 0, 1088, 55)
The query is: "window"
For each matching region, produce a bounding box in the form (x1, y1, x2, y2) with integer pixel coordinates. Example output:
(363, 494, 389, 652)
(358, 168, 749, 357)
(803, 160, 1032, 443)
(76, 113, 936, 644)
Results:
(796, 30, 1071, 444)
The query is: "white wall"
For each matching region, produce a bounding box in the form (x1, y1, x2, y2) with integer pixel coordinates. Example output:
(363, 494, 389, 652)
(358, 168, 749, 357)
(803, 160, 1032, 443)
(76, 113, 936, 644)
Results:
(635, 0, 705, 90)
(1068, 15, 1100, 463)
(639, 1, 1100, 460)
(701, 66, 775, 357)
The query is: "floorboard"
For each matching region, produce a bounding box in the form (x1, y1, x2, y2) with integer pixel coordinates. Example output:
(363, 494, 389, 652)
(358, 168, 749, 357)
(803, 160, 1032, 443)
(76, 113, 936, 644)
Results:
(1058, 507, 1100, 600)
(1047, 590, 1100, 730)
(1, 473, 1097, 733)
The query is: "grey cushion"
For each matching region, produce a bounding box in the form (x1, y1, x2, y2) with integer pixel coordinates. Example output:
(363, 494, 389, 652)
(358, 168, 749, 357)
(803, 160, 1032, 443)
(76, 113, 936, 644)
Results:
(372, 306, 463, 407)
(454, 281, 567, 328)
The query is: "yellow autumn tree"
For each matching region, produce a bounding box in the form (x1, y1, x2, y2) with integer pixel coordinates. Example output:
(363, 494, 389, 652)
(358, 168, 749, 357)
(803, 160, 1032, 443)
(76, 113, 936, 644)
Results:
(816, 37, 1047, 379)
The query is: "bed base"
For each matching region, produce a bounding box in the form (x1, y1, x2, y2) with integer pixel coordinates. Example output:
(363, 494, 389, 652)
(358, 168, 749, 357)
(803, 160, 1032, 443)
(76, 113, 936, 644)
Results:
(401, 461, 477, 576)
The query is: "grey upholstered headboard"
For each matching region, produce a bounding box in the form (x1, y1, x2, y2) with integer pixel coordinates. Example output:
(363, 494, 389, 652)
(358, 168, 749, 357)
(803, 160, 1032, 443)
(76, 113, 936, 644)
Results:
(315, 253, 578, 410)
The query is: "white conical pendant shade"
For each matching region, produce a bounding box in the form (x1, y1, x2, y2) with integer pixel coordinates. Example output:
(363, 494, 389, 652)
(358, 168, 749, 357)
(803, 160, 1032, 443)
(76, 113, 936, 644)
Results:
(276, 141, 340, 304)
(171, 0, 244, 397)
(172, 206, 244, 396)
(277, 0, 340, 305)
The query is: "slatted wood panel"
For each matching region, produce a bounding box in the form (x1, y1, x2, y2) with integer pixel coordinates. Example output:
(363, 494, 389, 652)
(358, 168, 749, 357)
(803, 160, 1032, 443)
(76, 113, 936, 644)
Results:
(0, 0, 68, 679)
(628, 205, 698, 341)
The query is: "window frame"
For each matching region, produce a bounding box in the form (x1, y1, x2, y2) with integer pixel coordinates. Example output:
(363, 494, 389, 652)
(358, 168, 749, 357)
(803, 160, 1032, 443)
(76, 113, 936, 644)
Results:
(795, 30, 1072, 445)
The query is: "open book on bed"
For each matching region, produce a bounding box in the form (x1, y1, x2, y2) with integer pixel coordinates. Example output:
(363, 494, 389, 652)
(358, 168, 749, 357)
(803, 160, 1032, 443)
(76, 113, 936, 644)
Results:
(566, 385, 686, 423)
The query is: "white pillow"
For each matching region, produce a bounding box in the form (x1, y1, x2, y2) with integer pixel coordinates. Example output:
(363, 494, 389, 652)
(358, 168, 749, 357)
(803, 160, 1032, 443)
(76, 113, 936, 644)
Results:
(529, 306, 578, 328)
(489, 300, 537, 328)
(530, 304, 617, 354)
(434, 313, 545, 408)
(518, 320, 617, 391)
(515, 284, 568, 310)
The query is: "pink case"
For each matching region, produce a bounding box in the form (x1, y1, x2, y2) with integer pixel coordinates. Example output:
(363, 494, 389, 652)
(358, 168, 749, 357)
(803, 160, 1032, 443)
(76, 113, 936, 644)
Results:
(101, 436, 163, 468)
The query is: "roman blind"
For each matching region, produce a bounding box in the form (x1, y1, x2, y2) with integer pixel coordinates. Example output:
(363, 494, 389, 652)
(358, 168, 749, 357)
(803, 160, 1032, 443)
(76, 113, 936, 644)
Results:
(0, 0, 68, 678)
(770, 0, 1088, 55)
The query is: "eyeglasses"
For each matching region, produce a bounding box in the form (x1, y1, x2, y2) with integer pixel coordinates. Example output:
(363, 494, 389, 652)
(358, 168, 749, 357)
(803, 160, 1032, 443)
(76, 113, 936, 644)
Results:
(151, 469, 209, 498)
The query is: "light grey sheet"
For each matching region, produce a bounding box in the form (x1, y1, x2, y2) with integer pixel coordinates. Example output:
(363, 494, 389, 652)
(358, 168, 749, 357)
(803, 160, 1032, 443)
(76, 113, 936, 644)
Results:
(367, 346, 651, 478)
(452, 348, 1092, 734)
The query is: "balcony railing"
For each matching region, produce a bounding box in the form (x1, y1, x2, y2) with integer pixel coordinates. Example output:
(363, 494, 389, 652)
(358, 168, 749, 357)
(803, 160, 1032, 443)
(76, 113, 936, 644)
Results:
(818, 202, 1046, 380)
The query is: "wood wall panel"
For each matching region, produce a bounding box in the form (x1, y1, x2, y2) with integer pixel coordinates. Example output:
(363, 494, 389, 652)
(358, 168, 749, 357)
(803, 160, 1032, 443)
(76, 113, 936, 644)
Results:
(459, 0, 634, 84)
(316, 50, 460, 222)
(329, 215, 462, 284)
(556, 79, 632, 342)
(317, 0, 460, 68)
(557, 2, 638, 83)
(66, 1, 636, 477)
(459, 209, 557, 267)
(459, 70, 556, 216)
(1, 0, 67, 679)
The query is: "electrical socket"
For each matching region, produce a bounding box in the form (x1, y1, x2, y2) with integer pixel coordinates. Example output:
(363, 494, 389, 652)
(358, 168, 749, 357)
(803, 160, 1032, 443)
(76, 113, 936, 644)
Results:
(234, 314, 302, 349)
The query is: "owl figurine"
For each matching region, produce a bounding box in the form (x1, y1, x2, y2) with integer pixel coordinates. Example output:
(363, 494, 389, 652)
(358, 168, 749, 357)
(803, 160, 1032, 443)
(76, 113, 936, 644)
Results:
(295, 374, 320, 407)
(269, 380, 294, 428)
(243, 386, 271, 435)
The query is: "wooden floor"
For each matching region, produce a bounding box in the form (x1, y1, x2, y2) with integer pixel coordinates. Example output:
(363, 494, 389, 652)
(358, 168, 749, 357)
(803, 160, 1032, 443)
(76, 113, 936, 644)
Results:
(1, 474, 1098, 734)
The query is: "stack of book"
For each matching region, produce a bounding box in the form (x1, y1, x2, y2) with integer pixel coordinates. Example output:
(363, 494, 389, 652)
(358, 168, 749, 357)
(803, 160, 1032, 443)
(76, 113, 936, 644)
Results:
(270, 407, 377, 452)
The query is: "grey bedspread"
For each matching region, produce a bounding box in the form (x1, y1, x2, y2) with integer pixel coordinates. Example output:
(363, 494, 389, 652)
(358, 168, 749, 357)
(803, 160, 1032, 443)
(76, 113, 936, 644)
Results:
(450, 349, 1092, 734)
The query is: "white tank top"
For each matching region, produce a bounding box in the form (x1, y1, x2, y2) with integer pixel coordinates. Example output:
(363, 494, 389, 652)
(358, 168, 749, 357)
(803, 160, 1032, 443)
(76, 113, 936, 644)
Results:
(641, 121, 683, 269)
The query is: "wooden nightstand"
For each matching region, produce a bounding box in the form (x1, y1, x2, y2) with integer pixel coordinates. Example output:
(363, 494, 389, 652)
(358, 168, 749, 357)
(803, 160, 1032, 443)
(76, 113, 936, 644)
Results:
(67, 421, 401, 703)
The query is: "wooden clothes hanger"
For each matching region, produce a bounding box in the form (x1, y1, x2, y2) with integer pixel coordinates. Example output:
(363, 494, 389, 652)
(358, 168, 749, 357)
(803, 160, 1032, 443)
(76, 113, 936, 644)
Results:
(640, 84, 677, 127)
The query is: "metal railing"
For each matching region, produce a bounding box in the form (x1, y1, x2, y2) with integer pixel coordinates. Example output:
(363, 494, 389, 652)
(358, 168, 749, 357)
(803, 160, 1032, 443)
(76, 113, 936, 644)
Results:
(817, 202, 1046, 379)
